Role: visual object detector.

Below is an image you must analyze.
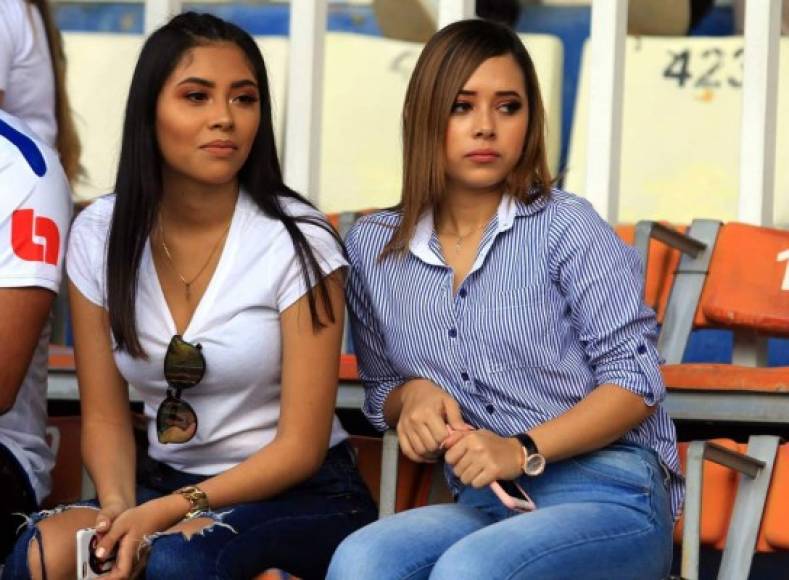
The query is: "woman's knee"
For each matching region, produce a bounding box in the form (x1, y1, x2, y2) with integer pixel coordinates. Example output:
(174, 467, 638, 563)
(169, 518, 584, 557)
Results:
(325, 526, 377, 580)
(144, 516, 235, 578)
(9, 506, 98, 580)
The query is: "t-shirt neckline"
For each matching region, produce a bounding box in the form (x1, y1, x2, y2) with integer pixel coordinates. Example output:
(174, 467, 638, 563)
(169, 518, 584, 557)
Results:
(144, 190, 245, 340)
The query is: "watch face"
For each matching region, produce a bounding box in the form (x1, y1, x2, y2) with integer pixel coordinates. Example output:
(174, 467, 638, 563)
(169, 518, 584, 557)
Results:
(525, 454, 546, 476)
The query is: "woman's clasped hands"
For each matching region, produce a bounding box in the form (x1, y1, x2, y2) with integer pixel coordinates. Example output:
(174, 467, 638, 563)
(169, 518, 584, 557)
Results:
(91, 496, 185, 579)
(396, 379, 523, 487)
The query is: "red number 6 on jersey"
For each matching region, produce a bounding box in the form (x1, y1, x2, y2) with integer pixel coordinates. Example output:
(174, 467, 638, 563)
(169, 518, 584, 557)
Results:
(11, 209, 60, 266)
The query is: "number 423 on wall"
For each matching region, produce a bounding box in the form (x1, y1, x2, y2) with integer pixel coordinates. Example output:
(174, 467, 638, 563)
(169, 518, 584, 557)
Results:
(663, 47, 744, 89)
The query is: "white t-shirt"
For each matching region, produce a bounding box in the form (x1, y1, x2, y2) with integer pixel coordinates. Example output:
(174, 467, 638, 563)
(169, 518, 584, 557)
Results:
(67, 191, 349, 475)
(0, 110, 71, 504)
(0, 0, 57, 146)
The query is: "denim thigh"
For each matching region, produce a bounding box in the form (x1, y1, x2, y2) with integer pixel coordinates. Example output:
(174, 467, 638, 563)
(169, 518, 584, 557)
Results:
(3, 442, 376, 580)
(432, 442, 675, 580)
(329, 442, 674, 580)
(0, 443, 37, 562)
(143, 441, 377, 580)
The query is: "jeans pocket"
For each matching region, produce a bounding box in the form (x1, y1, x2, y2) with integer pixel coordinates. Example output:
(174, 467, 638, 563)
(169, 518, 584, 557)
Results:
(570, 443, 654, 494)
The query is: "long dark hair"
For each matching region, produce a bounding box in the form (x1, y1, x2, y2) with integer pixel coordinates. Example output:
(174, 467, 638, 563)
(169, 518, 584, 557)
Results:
(107, 12, 341, 357)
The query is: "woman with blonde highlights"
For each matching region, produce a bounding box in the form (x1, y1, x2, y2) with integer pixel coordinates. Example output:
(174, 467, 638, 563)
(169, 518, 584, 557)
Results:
(329, 19, 680, 580)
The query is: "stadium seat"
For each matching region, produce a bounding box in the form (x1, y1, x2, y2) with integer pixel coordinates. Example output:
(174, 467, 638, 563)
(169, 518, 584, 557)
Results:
(758, 443, 789, 553)
(657, 222, 789, 424)
(644, 221, 788, 579)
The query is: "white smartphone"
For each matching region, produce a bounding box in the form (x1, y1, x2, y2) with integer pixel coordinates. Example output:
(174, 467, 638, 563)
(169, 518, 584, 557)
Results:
(76, 528, 114, 579)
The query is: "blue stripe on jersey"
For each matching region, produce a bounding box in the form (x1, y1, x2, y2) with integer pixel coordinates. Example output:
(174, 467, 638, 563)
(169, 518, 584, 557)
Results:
(345, 189, 684, 519)
(0, 118, 47, 177)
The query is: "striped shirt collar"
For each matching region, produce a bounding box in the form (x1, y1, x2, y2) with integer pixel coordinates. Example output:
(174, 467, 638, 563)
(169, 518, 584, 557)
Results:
(408, 192, 550, 266)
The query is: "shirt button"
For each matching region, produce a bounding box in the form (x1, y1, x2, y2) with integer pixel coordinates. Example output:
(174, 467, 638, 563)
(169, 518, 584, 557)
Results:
(459, 288, 468, 298)
(485, 404, 495, 414)
(461, 372, 469, 382)
(637, 344, 647, 354)
(448, 328, 457, 338)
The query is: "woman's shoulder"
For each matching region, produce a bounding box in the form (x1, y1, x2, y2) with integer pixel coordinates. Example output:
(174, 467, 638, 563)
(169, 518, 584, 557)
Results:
(71, 194, 115, 236)
(239, 191, 325, 227)
(276, 193, 327, 223)
(534, 188, 610, 232)
(345, 209, 401, 253)
(542, 188, 595, 215)
(0, 0, 26, 21)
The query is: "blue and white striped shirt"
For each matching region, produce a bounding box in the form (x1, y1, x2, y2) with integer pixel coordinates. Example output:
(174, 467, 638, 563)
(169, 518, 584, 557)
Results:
(345, 190, 683, 518)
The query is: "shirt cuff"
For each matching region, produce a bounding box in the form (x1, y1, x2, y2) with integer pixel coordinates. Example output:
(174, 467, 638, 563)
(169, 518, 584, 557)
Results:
(362, 378, 406, 432)
(595, 341, 665, 406)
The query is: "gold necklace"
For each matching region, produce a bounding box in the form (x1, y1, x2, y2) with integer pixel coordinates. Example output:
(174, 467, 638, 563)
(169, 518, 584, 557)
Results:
(158, 218, 231, 301)
(440, 222, 488, 254)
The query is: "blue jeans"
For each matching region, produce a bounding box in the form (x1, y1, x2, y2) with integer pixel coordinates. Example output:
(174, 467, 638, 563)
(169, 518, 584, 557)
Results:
(3, 441, 377, 580)
(0, 443, 37, 562)
(328, 442, 674, 580)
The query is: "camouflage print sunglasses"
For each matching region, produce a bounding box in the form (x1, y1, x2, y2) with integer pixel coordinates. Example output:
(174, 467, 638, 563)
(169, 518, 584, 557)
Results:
(156, 335, 205, 444)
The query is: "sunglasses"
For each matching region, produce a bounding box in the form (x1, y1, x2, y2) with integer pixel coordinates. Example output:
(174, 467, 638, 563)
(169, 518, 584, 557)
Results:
(156, 335, 205, 445)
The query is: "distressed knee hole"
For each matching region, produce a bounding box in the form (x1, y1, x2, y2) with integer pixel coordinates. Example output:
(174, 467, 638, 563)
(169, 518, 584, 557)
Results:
(141, 510, 237, 554)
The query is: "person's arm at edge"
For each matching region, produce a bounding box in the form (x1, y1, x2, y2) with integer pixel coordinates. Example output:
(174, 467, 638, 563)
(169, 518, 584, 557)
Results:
(523, 197, 661, 464)
(0, 287, 54, 413)
(69, 281, 137, 514)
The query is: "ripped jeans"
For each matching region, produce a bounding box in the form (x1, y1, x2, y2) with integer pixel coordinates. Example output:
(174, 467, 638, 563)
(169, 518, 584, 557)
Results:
(2, 441, 377, 580)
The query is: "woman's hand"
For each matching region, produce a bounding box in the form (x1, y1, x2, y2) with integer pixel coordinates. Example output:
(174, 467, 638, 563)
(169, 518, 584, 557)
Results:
(443, 429, 523, 487)
(96, 496, 185, 579)
(396, 379, 471, 463)
(94, 497, 131, 536)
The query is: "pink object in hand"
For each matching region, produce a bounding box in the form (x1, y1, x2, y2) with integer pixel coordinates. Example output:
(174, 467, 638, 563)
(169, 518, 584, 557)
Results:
(442, 426, 537, 512)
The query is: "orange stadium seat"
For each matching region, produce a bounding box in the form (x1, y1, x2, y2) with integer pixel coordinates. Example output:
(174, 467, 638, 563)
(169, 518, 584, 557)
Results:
(661, 223, 789, 406)
(654, 222, 788, 579)
(758, 443, 789, 553)
(699, 223, 789, 336)
(673, 440, 742, 550)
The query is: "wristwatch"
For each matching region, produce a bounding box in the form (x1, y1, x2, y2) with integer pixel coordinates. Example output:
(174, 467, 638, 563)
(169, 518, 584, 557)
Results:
(515, 433, 546, 476)
(173, 485, 210, 519)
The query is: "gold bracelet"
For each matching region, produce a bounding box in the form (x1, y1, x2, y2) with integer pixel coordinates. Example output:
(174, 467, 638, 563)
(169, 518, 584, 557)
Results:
(173, 485, 210, 519)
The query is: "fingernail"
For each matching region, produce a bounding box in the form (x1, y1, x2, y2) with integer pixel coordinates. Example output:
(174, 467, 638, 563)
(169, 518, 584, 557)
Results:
(96, 521, 107, 530)
(95, 547, 106, 559)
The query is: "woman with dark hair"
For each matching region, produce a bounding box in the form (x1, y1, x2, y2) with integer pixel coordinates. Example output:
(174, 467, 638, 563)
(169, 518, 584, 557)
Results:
(3, 12, 375, 580)
(328, 19, 681, 580)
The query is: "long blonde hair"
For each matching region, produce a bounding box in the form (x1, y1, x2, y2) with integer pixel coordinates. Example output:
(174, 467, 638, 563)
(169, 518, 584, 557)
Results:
(29, 0, 81, 183)
(382, 19, 552, 258)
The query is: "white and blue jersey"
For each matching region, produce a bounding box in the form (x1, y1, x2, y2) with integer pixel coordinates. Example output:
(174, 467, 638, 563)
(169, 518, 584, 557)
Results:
(0, 110, 71, 504)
